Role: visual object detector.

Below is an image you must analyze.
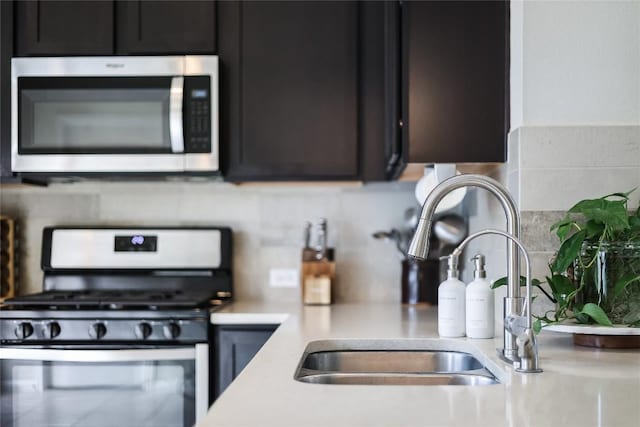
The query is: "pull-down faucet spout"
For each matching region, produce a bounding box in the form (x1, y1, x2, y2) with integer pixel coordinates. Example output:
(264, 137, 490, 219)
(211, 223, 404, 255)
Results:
(407, 174, 522, 362)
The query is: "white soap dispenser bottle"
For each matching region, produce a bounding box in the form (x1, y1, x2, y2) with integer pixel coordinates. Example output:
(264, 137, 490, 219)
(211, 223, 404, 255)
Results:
(465, 254, 494, 339)
(438, 254, 466, 338)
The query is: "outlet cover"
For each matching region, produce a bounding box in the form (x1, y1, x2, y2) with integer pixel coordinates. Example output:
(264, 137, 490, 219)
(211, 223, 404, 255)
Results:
(269, 268, 299, 288)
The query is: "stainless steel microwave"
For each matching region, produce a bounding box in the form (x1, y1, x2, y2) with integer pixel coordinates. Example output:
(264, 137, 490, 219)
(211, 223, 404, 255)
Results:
(11, 56, 218, 174)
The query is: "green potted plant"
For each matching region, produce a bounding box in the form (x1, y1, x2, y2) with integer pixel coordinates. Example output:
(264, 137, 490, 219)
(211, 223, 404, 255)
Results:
(494, 191, 640, 333)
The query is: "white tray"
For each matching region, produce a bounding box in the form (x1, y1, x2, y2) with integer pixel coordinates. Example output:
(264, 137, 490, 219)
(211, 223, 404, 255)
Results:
(544, 323, 640, 336)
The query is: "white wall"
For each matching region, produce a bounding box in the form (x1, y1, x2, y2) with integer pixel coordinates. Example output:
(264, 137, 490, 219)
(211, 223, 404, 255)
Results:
(511, 0, 640, 128)
(507, 0, 640, 211)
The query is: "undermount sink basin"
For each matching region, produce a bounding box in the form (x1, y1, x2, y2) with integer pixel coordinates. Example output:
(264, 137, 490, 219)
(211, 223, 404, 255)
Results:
(294, 341, 501, 386)
(301, 350, 483, 373)
(297, 372, 498, 386)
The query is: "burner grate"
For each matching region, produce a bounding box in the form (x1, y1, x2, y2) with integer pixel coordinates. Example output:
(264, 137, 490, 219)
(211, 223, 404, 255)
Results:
(2, 289, 217, 310)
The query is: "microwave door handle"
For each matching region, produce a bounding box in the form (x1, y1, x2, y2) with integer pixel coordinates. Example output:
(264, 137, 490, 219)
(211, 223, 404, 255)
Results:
(169, 76, 185, 153)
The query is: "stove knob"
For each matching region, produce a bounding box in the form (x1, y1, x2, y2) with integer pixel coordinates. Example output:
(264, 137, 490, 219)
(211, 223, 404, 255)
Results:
(46, 322, 61, 339)
(89, 323, 107, 340)
(135, 322, 153, 340)
(163, 322, 181, 339)
(14, 322, 34, 339)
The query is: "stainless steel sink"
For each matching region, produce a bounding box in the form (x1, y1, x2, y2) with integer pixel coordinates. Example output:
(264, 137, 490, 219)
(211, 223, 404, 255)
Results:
(301, 350, 483, 373)
(294, 348, 500, 386)
(297, 372, 498, 386)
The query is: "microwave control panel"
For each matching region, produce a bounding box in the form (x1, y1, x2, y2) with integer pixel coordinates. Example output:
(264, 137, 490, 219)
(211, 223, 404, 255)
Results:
(184, 76, 212, 153)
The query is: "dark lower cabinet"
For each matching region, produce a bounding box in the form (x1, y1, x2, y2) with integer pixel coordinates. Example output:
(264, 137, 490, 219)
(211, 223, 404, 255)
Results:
(116, 1, 216, 55)
(219, 1, 388, 181)
(401, 0, 509, 165)
(15, 0, 114, 56)
(212, 324, 278, 400)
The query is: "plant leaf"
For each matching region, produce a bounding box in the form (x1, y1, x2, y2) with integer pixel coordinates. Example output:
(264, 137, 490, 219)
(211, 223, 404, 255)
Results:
(601, 188, 636, 199)
(557, 223, 573, 241)
(533, 319, 542, 334)
(550, 215, 570, 232)
(578, 303, 613, 326)
(491, 276, 543, 289)
(585, 220, 605, 239)
(568, 198, 629, 231)
(575, 312, 590, 324)
(491, 276, 507, 289)
(550, 216, 573, 240)
(548, 274, 575, 295)
(545, 276, 557, 293)
(602, 200, 630, 231)
(611, 274, 640, 301)
(552, 230, 586, 273)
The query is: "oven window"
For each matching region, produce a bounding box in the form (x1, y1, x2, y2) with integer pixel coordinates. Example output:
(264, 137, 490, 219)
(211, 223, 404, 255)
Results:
(1, 359, 195, 427)
(18, 77, 173, 154)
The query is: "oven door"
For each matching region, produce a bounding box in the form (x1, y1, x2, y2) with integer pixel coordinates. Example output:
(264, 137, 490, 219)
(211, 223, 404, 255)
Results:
(0, 345, 208, 427)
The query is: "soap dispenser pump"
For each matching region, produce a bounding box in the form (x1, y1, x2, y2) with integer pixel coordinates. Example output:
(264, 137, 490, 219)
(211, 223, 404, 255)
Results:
(437, 254, 466, 338)
(465, 254, 494, 339)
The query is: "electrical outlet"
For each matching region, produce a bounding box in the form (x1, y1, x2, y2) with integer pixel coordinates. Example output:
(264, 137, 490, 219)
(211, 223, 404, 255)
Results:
(269, 268, 299, 288)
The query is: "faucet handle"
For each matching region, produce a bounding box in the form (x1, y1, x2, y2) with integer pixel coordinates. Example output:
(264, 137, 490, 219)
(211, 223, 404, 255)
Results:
(504, 314, 527, 336)
(515, 329, 543, 373)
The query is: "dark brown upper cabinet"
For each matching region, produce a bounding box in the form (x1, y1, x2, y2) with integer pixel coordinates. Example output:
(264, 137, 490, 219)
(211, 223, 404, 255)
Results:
(220, 1, 357, 180)
(116, 1, 216, 55)
(400, 0, 508, 165)
(14, 1, 216, 57)
(219, 1, 387, 181)
(15, 1, 115, 56)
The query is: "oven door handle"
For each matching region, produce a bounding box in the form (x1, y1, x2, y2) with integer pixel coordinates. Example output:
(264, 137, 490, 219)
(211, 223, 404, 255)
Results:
(169, 76, 185, 153)
(0, 346, 197, 362)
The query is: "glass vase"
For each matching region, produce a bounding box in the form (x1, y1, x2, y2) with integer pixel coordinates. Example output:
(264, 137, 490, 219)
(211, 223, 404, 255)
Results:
(576, 242, 640, 325)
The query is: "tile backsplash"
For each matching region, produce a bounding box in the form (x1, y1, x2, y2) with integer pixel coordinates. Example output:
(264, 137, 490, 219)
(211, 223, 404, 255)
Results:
(0, 181, 418, 303)
(512, 126, 640, 211)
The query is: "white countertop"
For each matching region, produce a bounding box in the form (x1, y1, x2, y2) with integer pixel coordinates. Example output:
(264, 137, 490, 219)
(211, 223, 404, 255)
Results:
(204, 302, 640, 427)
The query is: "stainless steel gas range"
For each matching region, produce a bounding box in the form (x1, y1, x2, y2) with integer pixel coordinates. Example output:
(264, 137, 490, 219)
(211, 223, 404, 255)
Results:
(0, 227, 232, 427)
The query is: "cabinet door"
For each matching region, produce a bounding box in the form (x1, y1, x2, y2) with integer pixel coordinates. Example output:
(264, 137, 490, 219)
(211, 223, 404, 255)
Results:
(213, 325, 277, 400)
(15, 1, 114, 56)
(116, 0, 216, 55)
(220, 1, 360, 181)
(402, 1, 508, 163)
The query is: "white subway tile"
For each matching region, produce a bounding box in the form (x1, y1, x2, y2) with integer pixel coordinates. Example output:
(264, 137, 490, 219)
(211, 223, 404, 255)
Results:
(519, 126, 640, 169)
(520, 167, 640, 211)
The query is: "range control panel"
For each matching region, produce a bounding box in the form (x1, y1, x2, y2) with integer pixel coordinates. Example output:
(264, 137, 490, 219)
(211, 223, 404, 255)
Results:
(184, 76, 211, 153)
(1, 317, 208, 344)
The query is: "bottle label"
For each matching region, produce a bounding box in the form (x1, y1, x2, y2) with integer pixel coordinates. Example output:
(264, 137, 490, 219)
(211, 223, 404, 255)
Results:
(466, 291, 494, 338)
(438, 290, 465, 337)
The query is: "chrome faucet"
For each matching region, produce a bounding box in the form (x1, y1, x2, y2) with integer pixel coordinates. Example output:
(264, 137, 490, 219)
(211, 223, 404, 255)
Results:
(408, 174, 523, 362)
(451, 229, 542, 373)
